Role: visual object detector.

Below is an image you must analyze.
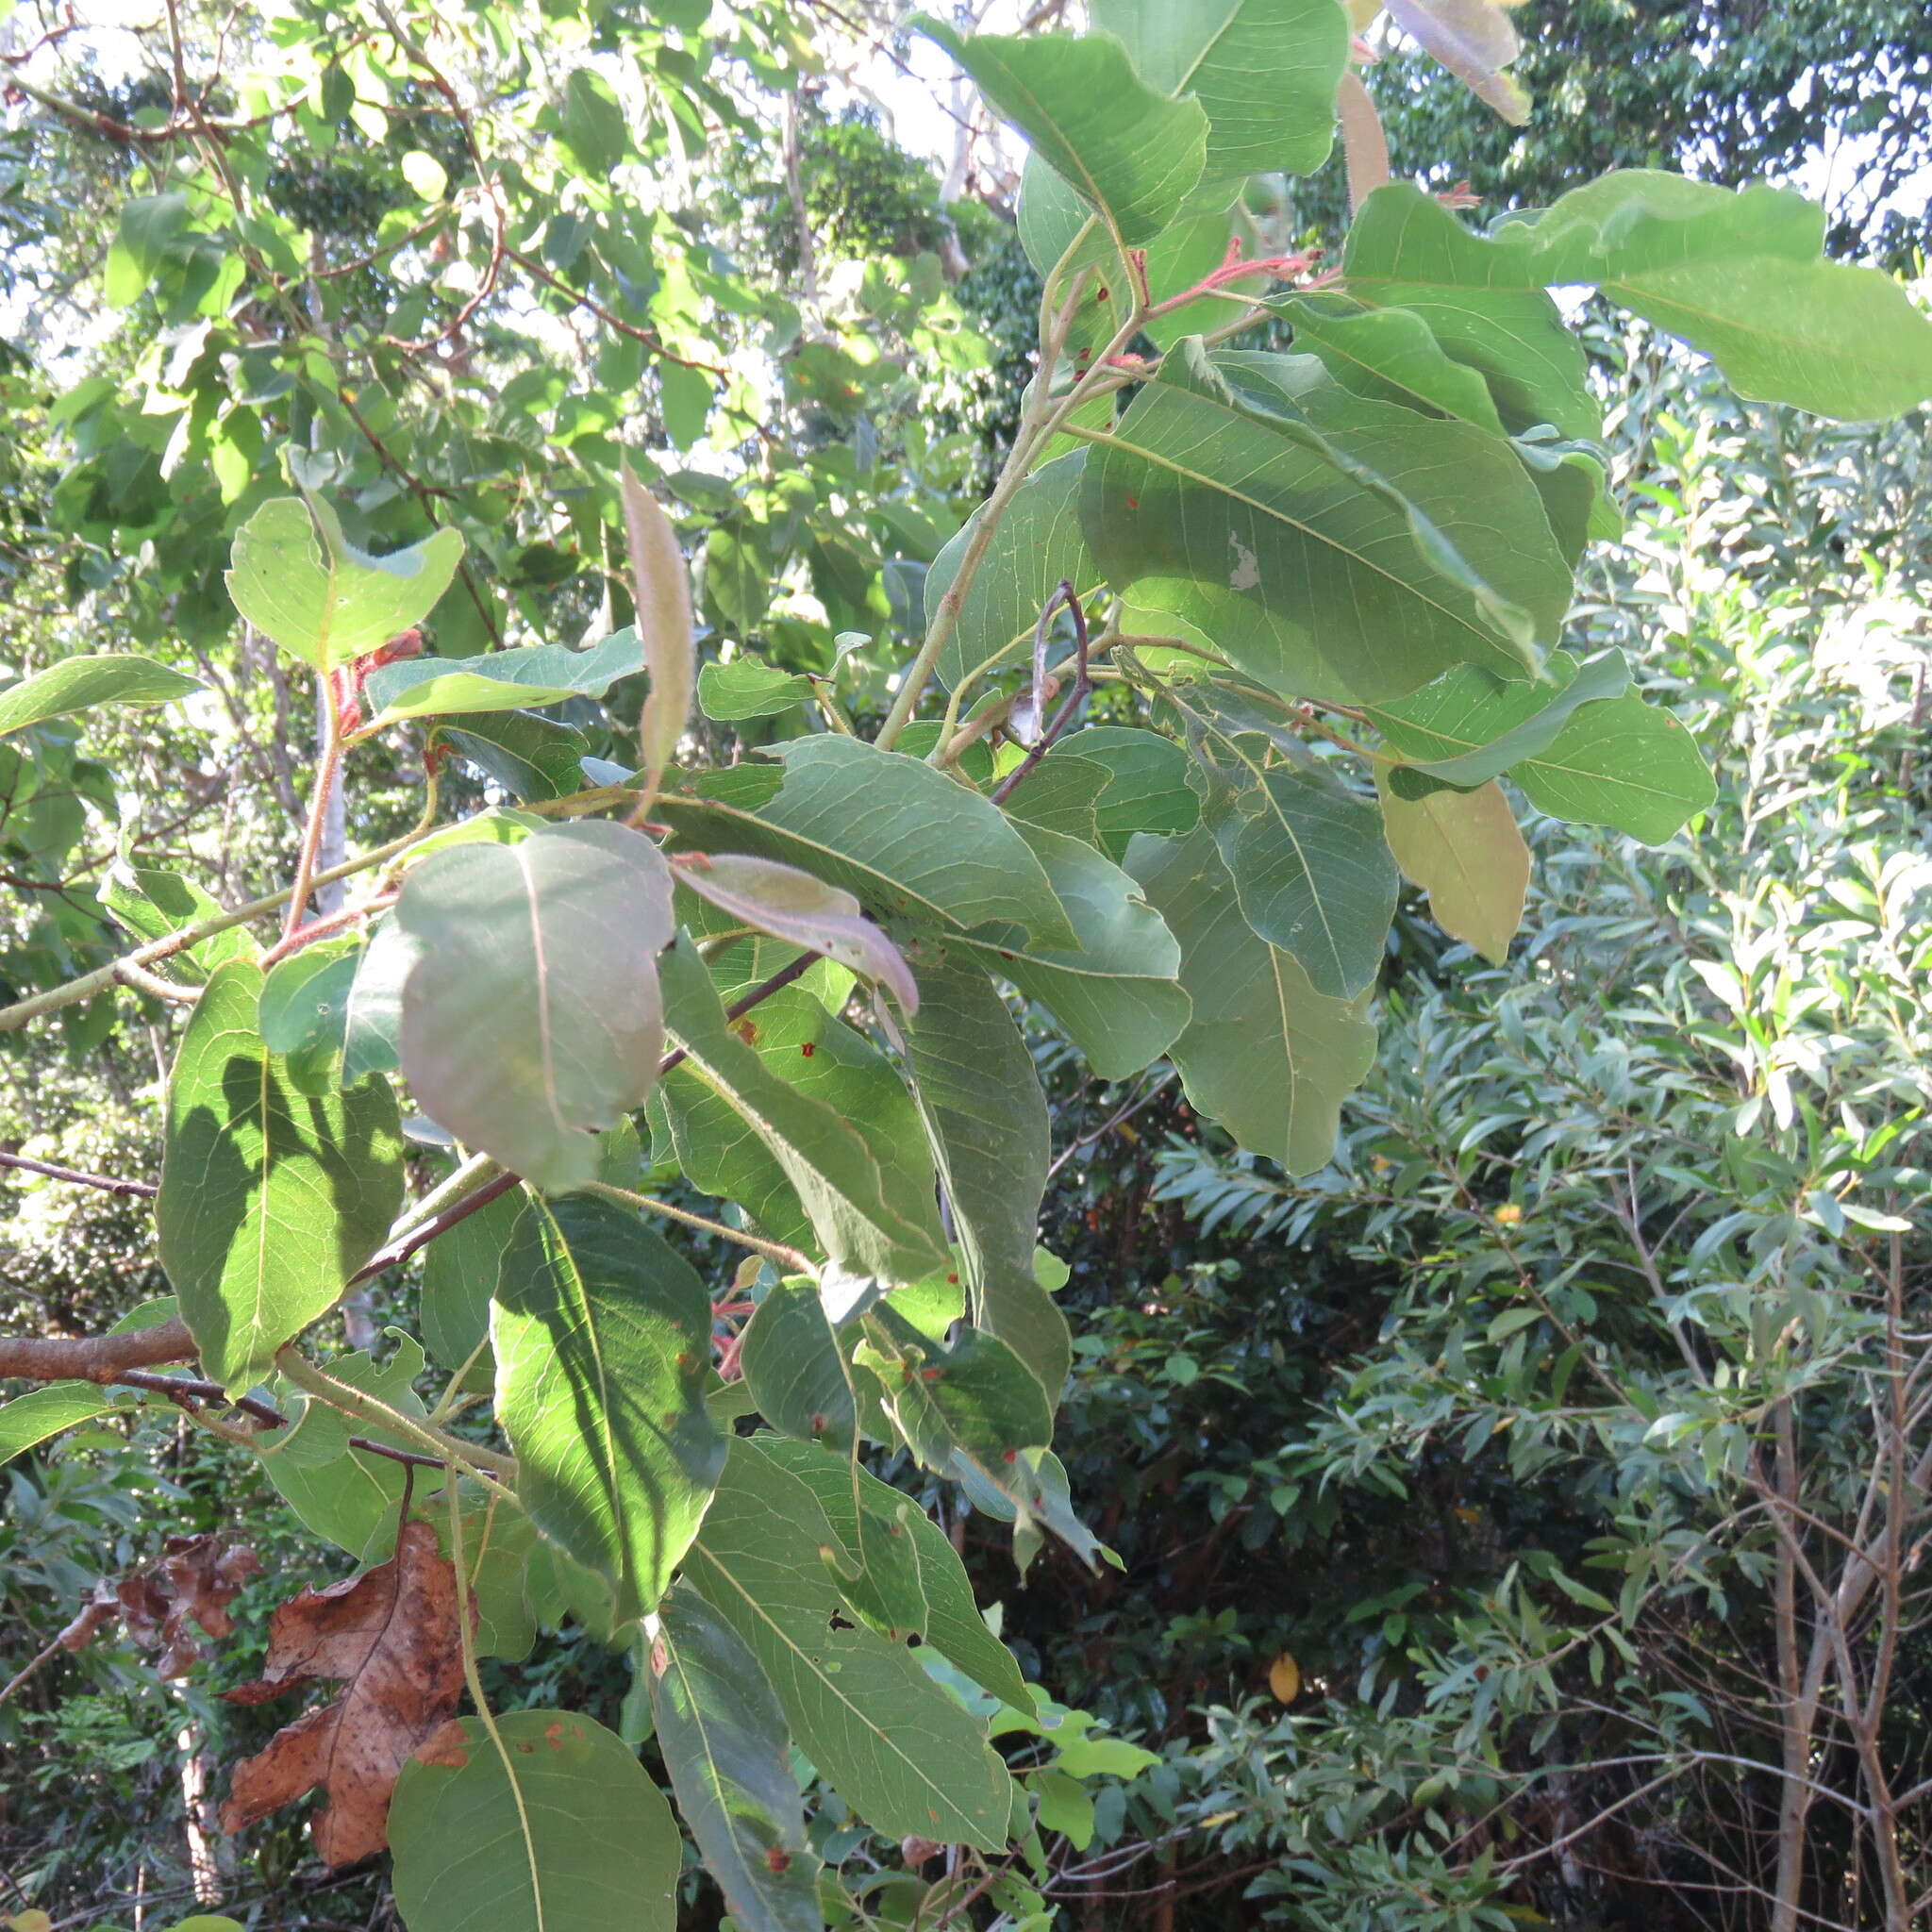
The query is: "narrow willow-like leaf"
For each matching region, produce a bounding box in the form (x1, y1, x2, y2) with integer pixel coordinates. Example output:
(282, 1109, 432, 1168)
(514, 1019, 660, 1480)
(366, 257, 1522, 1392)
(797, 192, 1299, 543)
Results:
(647, 1585, 824, 1932)
(622, 464, 694, 804)
(912, 18, 1208, 251)
(1514, 694, 1717, 842)
(225, 495, 464, 671)
(674, 852, 918, 1011)
(660, 947, 949, 1282)
(492, 1194, 724, 1625)
(1089, 0, 1351, 179)
(1081, 340, 1570, 704)
(0, 654, 203, 739)
(758, 1436, 1033, 1712)
(683, 1441, 1013, 1849)
(1127, 828, 1376, 1175)
(1375, 772, 1528, 963)
(390, 1710, 681, 1932)
(158, 961, 404, 1392)
(395, 821, 674, 1192)
(902, 955, 1067, 1404)
(956, 821, 1190, 1081)
(361, 630, 643, 724)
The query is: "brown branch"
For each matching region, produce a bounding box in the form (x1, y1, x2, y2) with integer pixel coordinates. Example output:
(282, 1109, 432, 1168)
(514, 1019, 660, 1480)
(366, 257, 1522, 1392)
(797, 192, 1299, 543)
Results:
(0, 1150, 158, 1199)
(991, 583, 1091, 806)
(0, 1320, 196, 1383)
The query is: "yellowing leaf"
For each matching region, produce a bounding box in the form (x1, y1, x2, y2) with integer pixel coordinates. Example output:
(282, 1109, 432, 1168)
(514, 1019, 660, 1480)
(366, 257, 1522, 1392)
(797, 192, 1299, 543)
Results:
(621, 464, 694, 809)
(1268, 1650, 1302, 1702)
(1374, 773, 1528, 963)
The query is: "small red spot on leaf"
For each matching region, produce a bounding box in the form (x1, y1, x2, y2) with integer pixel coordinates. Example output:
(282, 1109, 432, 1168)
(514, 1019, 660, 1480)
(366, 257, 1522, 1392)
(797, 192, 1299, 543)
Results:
(946, 1274, 958, 1285)
(765, 1847, 792, 1874)
(1125, 497, 1140, 509)
(921, 1368, 942, 1382)
(801, 1041, 816, 1058)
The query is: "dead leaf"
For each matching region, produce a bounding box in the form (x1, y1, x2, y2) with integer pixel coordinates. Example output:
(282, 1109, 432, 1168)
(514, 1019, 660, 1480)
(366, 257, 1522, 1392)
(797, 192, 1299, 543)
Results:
(219, 1519, 466, 1867)
(102, 1534, 262, 1678)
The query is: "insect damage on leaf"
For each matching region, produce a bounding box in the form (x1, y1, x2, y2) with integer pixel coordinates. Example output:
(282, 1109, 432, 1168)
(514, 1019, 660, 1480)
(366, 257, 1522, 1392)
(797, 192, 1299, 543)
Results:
(218, 1519, 467, 1868)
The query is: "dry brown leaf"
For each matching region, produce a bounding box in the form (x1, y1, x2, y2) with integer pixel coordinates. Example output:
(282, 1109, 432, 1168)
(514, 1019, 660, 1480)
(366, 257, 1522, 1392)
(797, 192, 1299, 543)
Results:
(219, 1519, 465, 1867)
(107, 1533, 262, 1678)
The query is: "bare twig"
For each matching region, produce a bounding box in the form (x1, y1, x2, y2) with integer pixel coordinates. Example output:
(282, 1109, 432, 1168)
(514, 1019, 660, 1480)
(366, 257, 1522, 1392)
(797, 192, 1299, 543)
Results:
(0, 1150, 157, 1199)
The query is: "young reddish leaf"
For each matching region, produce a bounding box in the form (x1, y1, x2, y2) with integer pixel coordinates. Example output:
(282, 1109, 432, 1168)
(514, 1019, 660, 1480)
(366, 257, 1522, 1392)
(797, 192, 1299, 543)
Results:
(620, 463, 694, 808)
(1383, 0, 1531, 125)
(219, 1520, 466, 1868)
(674, 851, 919, 1013)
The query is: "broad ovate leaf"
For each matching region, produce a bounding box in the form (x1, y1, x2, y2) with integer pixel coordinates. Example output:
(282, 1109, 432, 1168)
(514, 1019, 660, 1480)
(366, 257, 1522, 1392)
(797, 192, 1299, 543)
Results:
(1128, 828, 1376, 1174)
(913, 17, 1208, 250)
(158, 961, 405, 1392)
(394, 821, 674, 1192)
(621, 464, 695, 805)
(225, 495, 464, 672)
(673, 851, 918, 1012)
(1374, 772, 1528, 962)
(391, 1711, 681, 1932)
(1088, 0, 1352, 180)
(0, 655, 203, 739)
(493, 1194, 724, 1625)
(1514, 694, 1717, 843)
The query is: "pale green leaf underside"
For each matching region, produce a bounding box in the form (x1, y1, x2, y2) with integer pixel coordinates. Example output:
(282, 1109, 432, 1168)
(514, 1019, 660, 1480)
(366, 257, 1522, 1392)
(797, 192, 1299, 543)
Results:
(363, 629, 643, 724)
(0, 655, 204, 738)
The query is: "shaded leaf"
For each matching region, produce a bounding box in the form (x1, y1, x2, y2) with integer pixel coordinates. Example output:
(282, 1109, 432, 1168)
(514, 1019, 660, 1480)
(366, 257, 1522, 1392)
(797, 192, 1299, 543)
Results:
(739, 1277, 859, 1455)
(395, 822, 674, 1192)
(158, 961, 405, 1392)
(646, 1585, 824, 1932)
(390, 1710, 681, 1932)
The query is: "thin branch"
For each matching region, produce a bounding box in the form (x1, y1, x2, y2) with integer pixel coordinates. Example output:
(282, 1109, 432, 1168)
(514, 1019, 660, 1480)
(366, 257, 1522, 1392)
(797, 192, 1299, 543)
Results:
(0, 1150, 158, 1199)
(991, 586, 1093, 805)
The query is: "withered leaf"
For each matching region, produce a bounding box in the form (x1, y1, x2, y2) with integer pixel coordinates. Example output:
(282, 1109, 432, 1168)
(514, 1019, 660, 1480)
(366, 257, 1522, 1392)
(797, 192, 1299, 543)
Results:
(109, 1533, 262, 1679)
(219, 1519, 465, 1867)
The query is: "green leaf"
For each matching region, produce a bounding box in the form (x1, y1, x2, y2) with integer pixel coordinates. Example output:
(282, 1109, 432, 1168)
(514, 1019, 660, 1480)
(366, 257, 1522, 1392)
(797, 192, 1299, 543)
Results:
(662, 738, 1078, 949)
(683, 1441, 1014, 1849)
(1081, 341, 1570, 704)
(912, 19, 1208, 250)
(1185, 736, 1398, 1000)
(658, 946, 949, 1283)
(646, 1585, 824, 1932)
(956, 821, 1190, 1080)
(258, 941, 358, 1058)
(558, 68, 629, 176)
(225, 495, 465, 672)
(258, 1335, 443, 1563)
(340, 918, 416, 1087)
(390, 1710, 681, 1932)
(1363, 646, 1631, 786)
(673, 852, 918, 1011)
(1062, 726, 1201, 860)
(433, 710, 593, 802)
(925, 452, 1095, 691)
(361, 631, 643, 724)
(97, 864, 257, 983)
(0, 1383, 141, 1465)
(158, 960, 406, 1392)
(421, 1184, 525, 1384)
(739, 1277, 861, 1455)
(1127, 828, 1376, 1174)
(1278, 295, 1506, 433)
(1374, 773, 1528, 963)
(1089, 0, 1351, 179)
(394, 822, 675, 1192)
(902, 957, 1067, 1403)
(1345, 175, 1932, 423)
(0, 655, 203, 739)
(493, 1194, 724, 1625)
(1514, 694, 1717, 842)
(697, 660, 814, 722)
(105, 192, 190, 307)
(758, 1436, 1033, 1713)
